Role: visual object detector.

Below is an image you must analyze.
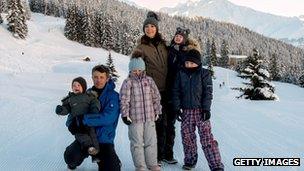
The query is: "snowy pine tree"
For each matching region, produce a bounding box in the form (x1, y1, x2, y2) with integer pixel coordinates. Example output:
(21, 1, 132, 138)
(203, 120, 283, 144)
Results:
(238, 48, 278, 100)
(204, 38, 211, 66)
(101, 15, 114, 50)
(106, 50, 119, 82)
(64, 5, 78, 41)
(211, 38, 217, 66)
(299, 74, 304, 87)
(0, 0, 7, 13)
(22, 0, 31, 20)
(82, 7, 95, 47)
(219, 39, 229, 68)
(269, 53, 280, 81)
(7, 0, 28, 39)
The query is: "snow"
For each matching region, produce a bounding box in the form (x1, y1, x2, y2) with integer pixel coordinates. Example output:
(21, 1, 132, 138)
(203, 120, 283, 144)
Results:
(1, 13, 304, 171)
(258, 68, 270, 78)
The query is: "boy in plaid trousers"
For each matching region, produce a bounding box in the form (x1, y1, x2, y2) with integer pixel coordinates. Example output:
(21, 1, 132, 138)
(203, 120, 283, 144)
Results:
(120, 49, 162, 171)
(172, 48, 224, 171)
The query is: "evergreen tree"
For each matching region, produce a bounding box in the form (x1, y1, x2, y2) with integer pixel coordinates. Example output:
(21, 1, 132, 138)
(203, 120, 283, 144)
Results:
(101, 15, 114, 50)
(7, 0, 28, 39)
(0, 0, 8, 13)
(22, 0, 31, 20)
(82, 7, 95, 47)
(29, 0, 40, 13)
(219, 39, 229, 68)
(106, 50, 119, 82)
(0, 14, 3, 24)
(94, 12, 105, 48)
(204, 38, 211, 66)
(269, 53, 280, 81)
(238, 48, 278, 100)
(210, 38, 217, 66)
(64, 5, 78, 41)
(299, 74, 304, 87)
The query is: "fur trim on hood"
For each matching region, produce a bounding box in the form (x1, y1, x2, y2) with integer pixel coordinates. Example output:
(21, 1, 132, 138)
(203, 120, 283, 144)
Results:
(182, 37, 201, 53)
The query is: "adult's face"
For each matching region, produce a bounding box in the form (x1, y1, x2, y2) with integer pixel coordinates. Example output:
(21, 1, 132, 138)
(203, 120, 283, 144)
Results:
(144, 24, 157, 38)
(92, 71, 109, 89)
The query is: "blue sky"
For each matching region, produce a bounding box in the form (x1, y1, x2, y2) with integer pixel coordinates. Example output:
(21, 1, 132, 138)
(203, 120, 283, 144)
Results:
(127, 0, 304, 17)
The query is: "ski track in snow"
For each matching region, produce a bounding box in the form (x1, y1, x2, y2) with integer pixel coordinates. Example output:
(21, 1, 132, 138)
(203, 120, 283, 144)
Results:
(0, 13, 303, 171)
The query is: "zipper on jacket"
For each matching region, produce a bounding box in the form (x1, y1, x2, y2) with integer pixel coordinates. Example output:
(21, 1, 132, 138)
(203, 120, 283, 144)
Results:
(189, 75, 192, 108)
(139, 78, 147, 122)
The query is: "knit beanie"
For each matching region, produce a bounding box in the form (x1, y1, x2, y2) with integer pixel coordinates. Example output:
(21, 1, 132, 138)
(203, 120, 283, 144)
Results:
(72, 77, 87, 93)
(129, 49, 146, 71)
(143, 11, 160, 32)
(175, 27, 190, 40)
(185, 49, 202, 65)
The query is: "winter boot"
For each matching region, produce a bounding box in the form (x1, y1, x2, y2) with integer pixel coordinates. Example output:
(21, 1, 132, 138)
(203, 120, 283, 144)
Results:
(163, 158, 178, 164)
(67, 165, 76, 170)
(149, 165, 161, 171)
(182, 163, 196, 170)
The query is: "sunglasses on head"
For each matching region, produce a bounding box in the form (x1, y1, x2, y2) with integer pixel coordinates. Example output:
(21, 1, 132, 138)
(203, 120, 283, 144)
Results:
(176, 27, 190, 35)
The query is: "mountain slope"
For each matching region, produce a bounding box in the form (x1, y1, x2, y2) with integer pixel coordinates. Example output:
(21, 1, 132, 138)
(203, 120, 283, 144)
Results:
(0, 13, 303, 171)
(160, 0, 304, 40)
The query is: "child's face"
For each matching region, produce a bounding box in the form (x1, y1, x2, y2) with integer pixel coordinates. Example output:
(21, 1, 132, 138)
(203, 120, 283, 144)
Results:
(174, 34, 184, 44)
(72, 81, 83, 94)
(132, 69, 143, 76)
(185, 61, 198, 68)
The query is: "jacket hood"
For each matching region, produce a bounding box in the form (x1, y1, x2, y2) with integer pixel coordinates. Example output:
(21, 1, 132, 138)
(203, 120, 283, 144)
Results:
(182, 37, 201, 53)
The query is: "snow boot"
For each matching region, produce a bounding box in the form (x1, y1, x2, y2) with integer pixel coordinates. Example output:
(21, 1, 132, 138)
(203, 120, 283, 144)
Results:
(182, 163, 195, 170)
(163, 158, 178, 164)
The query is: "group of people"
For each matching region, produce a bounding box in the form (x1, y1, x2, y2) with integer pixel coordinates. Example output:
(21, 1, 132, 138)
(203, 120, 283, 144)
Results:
(55, 11, 224, 171)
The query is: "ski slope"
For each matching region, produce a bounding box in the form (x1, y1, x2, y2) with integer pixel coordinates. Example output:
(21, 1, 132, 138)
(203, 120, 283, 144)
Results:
(0, 13, 303, 171)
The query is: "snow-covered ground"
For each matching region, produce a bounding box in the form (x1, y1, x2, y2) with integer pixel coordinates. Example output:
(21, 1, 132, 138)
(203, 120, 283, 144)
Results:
(0, 13, 303, 171)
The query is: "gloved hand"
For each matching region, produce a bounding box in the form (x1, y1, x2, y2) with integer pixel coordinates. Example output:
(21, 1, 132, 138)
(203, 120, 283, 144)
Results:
(155, 114, 162, 123)
(122, 116, 132, 125)
(176, 109, 183, 122)
(55, 105, 63, 114)
(201, 110, 211, 121)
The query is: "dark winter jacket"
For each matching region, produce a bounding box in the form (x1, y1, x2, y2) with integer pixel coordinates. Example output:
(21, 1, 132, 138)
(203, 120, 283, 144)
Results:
(172, 66, 213, 111)
(134, 34, 168, 92)
(59, 91, 100, 117)
(66, 79, 120, 144)
(167, 38, 201, 97)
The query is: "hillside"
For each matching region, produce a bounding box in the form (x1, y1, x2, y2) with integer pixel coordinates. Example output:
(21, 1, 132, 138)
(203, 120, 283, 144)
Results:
(0, 13, 303, 171)
(27, 0, 304, 85)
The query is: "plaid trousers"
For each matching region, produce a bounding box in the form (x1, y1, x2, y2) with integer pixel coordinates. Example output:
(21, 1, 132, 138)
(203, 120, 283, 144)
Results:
(181, 109, 224, 170)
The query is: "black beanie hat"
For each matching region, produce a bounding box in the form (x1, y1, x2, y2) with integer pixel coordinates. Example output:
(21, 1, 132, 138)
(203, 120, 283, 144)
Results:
(185, 49, 202, 65)
(175, 27, 190, 40)
(72, 77, 87, 93)
(143, 11, 160, 32)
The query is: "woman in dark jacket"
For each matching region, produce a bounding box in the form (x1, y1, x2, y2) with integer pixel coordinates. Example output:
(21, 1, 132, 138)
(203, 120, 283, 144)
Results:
(133, 11, 168, 165)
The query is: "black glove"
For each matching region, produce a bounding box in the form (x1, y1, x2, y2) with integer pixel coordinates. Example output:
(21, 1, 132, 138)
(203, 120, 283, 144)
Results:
(176, 109, 183, 122)
(201, 110, 211, 121)
(155, 114, 162, 123)
(55, 105, 63, 114)
(122, 117, 132, 125)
